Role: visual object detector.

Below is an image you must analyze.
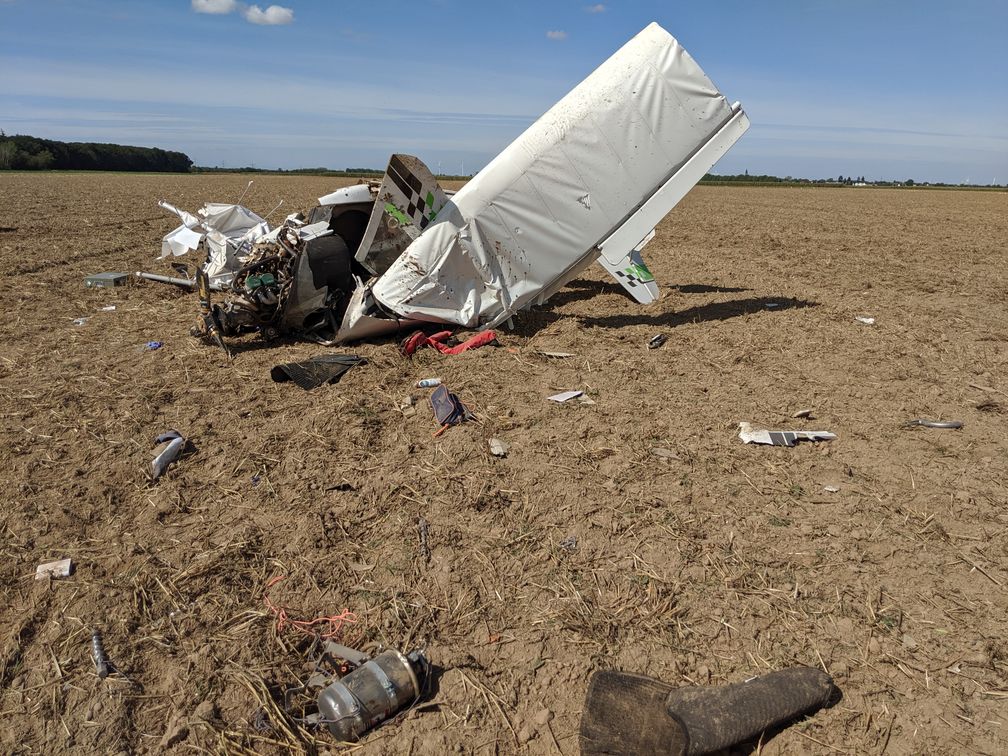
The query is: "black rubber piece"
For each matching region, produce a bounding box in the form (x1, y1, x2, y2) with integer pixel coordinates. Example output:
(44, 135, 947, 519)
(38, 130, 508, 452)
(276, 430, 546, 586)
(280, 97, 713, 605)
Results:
(665, 667, 836, 755)
(580, 670, 688, 755)
(270, 355, 365, 390)
(579, 667, 837, 755)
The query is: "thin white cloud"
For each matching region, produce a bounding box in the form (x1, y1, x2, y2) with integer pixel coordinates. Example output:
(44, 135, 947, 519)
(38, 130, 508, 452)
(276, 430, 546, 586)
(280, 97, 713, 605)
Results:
(192, 0, 293, 25)
(546, 30, 567, 41)
(243, 4, 293, 25)
(584, 4, 605, 13)
(192, 0, 237, 14)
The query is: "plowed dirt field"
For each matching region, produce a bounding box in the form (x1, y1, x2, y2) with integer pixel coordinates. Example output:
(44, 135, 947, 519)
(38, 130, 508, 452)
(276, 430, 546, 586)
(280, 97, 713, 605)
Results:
(1, 173, 1006, 754)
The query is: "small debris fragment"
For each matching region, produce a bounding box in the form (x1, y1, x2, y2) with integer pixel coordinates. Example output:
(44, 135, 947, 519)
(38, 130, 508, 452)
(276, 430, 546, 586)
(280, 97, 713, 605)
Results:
(72, 317, 88, 326)
(99, 305, 117, 312)
(792, 408, 813, 419)
(577, 394, 596, 405)
(417, 377, 442, 388)
(823, 485, 840, 493)
(35, 558, 72, 580)
(399, 396, 417, 417)
(558, 535, 578, 551)
(91, 629, 110, 679)
(84, 272, 128, 288)
(647, 334, 666, 350)
(765, 302, 780, 309)
(539, 351, 574, 359)
(738, 421, 836, 447)
(905, 418, 963, 429)
(151, 430, 186, 480)
(548, 390, 583, 403)
(488, 438, 509, 457)
(145, 341, 163, 350)
(855, 316, 875, 325)
(430, 384, 473, 430)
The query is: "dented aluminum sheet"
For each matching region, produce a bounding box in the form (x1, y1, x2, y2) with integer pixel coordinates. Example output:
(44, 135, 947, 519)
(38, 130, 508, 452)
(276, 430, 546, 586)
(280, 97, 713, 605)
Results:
(358, 22, 748, 332)
(158, 201, 269, 288)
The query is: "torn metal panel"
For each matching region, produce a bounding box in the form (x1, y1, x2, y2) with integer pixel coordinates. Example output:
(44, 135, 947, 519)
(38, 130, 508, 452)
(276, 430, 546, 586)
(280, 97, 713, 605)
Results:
(335, 284, 420, 343)
(158, 201, 269, 288)
(318, 183, 374, 206)
(362, 22, 747, 332)
(355, 154, 449, 276)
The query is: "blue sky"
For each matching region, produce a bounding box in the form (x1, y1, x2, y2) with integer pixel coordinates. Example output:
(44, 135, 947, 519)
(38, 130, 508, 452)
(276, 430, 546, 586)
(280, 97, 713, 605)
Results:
(1, 1, 1005, 183)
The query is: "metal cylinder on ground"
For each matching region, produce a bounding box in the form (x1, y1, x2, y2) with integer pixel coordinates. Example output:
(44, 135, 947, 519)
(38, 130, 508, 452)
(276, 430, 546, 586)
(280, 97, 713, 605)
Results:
(316, 649, 425, 741)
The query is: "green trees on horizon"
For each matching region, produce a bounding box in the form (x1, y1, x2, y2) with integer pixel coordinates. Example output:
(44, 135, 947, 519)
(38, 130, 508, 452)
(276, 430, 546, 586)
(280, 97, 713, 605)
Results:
(0, 133, 192, 172)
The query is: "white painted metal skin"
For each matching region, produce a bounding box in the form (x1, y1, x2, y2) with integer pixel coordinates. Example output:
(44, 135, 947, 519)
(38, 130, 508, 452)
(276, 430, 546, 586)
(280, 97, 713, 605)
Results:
(358, 22, 749, 332)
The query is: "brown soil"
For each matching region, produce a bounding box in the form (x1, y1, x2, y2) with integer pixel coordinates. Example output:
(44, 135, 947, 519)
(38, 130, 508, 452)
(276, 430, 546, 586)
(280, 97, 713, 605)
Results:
(1, 173, 1006, 754)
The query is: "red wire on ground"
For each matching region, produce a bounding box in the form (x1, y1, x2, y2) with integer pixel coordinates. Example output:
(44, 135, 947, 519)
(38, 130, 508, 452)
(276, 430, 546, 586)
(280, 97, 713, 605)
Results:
(263, 575, 357, 639)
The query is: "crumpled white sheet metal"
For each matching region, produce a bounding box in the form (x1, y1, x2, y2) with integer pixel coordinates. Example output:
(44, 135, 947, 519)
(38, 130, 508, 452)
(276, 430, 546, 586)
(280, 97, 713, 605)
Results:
(368, 22, 745, 329)
(158, 201, 268, 287)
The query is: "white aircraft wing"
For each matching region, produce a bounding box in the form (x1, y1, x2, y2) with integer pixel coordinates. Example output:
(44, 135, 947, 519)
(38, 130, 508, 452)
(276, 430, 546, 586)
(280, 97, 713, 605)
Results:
(340, 22, 748, 339)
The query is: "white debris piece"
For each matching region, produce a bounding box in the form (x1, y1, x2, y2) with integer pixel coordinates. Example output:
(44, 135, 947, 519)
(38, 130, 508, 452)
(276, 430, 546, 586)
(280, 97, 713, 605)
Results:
(738, 421, 837, 447)
(157, 201, 270, 288)
(36, 558, 72, 580)
(548, 390, 584, 403)
(488, 438, 509, 457)
(855, 316, 875, 325)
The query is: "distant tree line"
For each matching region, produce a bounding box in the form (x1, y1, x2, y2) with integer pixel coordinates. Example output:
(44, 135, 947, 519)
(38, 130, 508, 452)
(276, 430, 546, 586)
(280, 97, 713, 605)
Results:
(699, 172, 1001, 189)
(0, 133, 192, 172)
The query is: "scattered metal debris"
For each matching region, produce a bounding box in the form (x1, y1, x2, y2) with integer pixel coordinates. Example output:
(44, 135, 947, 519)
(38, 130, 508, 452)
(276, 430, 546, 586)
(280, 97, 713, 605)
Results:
(72, 317, 88, 326)
(558, 535, 578, 551)
(151, 430, 186, 480)
(905, 418, 963, 429)
(738, 421, 836, 447)
(855, 316, 876, 325)
(792, 408, 813, 418)
(35, 557, 72, 580)
(647, 334, 667, 350)
(538, 351, 575, 359)
(145, 341, 162, 350)
(417, 377, 441, 388)
(824, 485, 840, 493)
(91, 629, 110, 679)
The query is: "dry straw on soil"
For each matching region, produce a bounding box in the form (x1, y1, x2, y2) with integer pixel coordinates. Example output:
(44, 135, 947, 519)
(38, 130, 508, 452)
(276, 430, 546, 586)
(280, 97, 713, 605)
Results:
(1, 173, 1006, 754)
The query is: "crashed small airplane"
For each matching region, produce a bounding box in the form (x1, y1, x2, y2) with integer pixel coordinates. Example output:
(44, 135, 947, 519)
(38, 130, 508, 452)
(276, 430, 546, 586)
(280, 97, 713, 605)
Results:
(153, 22, 749, 349)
